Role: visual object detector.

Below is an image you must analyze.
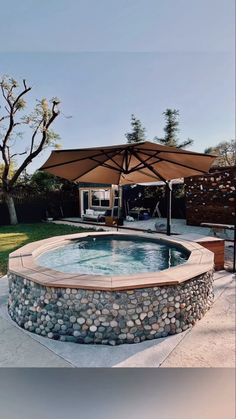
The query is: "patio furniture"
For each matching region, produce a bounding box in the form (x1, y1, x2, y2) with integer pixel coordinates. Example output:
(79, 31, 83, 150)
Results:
(152, 201, 162, 218)
(129, 207, 150, 220)
(105, 216, 118, 226)
(82, 209, 106, 222)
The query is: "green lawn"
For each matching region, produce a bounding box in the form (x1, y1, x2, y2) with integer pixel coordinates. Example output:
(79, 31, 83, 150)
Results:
(0, 223, 93, 276)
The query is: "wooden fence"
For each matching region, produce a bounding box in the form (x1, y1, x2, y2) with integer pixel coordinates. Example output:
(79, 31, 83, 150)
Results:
(0, 188, 80, 225)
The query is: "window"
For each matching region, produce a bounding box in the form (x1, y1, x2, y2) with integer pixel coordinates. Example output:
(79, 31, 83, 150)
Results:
(91, 189, 110, 207)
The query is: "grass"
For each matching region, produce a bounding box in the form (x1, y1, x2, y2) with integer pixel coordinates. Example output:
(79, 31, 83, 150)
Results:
(0, 222, 93, 276)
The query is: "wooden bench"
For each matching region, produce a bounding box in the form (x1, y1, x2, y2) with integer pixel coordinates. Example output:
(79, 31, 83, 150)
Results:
(201, 222, 234, 237)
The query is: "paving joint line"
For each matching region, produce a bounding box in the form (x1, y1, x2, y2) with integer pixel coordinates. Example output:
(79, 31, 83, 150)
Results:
(159, 274, 235, 367)
(0, 303, 75, 368)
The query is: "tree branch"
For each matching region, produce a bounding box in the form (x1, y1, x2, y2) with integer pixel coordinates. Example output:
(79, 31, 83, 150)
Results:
(9, 101, 60, 187)
(0, 79, 32, 187)
(12, 80, 31, 108)
(10, 151, 27, 159)
(30, 118, 44, 154)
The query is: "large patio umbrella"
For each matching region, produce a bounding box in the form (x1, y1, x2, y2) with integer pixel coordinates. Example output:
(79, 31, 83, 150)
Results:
(40, 141, 216, 235)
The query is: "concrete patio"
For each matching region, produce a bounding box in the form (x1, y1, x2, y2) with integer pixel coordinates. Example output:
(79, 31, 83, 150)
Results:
(61, 217, 234, 240)
(0, 270, 235, 367)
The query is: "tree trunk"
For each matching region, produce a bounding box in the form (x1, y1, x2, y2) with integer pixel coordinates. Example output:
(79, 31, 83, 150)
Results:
(5, 193, 18, 225)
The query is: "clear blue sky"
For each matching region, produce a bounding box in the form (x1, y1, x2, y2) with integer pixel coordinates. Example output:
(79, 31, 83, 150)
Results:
(0, 0, 235, 172)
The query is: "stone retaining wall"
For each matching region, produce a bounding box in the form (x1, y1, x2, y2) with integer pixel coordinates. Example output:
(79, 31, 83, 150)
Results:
(8, 270, 214, 345)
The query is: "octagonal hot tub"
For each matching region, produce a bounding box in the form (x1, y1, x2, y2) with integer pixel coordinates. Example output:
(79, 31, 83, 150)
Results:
(8, 231, 214, 345)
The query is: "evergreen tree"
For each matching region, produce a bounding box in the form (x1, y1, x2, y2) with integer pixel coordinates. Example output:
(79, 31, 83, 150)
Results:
(125, 114, 146, 144)
(154, 109, 193, 148)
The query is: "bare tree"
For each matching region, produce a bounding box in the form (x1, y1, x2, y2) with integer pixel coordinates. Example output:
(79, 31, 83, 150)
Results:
(204, 140, 236, 167)
(0, 75, 60, 224)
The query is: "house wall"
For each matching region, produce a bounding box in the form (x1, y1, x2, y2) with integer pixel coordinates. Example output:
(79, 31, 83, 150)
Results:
(185, 166, 236, 226)
(78, 184, 117, 216)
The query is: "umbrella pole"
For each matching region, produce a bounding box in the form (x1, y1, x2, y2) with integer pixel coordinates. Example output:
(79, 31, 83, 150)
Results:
(116, 185, 121, 232)
(166, 181, 172, 236)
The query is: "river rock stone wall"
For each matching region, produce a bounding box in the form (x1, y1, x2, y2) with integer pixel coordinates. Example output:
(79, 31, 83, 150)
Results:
(8, 270, 214, 345)
(185, 166, 236, 226)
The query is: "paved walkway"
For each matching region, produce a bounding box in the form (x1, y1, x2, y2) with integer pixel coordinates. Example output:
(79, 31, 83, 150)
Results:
(0, 271, 235, 367)
(61, 217, 234, 240)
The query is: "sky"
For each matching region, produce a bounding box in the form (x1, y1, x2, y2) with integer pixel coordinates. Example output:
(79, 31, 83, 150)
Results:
(0, 0, 235, 173)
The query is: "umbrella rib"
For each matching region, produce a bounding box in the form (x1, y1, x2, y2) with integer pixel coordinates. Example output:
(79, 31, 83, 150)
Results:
(101, 149, 125, 171)
(139, 150, 210, 174)
(127, 150, 162, 173)
(70, 151, 125, 182)
(136, 146, 215, 158)
(41, 152, 109, 170)
(89, 157, 123, 173)
(132, 150, 168, 183)
(70, 161, 121, 182)
(41, 149, 121, 170)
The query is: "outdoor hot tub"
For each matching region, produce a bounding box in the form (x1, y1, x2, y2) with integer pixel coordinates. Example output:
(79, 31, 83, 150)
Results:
(8, 231, 214, 345)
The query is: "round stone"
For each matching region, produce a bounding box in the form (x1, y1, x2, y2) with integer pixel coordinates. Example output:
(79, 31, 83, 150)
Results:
(102, 309, 109, 315)
(77, 317, 85, 325)
(118, 333, 126, 340)
(113, 303, 119, 310)
(110, 320, 118, 328)
(127, 320, 134, 327)
(152, 323, 159, 331)
(89, 325, 97, 332)
(144, 325, 151, 330)
(81, 298, 88, 304)
(70, 316, 76, 323)
(127, 333, 134, 340)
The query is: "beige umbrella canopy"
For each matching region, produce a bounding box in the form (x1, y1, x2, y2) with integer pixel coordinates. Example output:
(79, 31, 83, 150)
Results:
(40, 141, 215, 185)
(40, 141, 216, 235)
